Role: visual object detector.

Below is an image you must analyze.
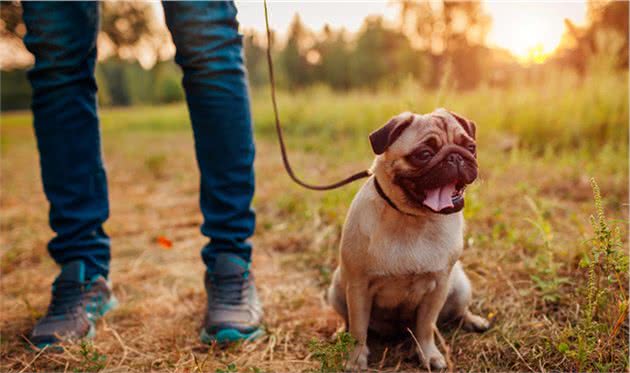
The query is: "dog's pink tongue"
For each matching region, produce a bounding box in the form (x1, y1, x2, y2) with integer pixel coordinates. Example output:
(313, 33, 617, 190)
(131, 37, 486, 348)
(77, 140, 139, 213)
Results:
(423, 183, 457, 211)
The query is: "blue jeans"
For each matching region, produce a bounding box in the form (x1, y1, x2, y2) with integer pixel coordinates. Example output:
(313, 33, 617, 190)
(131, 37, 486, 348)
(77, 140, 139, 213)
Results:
(22, 1, 256, 279)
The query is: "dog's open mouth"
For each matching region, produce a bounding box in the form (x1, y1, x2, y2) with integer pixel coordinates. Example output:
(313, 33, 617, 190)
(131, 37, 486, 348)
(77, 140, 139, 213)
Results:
(422, 182, 466, 212)
(399, 177, 469, 214)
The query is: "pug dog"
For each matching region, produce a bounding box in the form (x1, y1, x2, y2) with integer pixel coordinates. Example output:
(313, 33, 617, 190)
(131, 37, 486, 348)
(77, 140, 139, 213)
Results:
(327, 109, 489, 370)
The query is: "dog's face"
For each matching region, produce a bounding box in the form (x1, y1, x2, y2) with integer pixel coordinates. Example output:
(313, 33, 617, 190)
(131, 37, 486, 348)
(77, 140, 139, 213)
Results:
(369, 109, 477, 214)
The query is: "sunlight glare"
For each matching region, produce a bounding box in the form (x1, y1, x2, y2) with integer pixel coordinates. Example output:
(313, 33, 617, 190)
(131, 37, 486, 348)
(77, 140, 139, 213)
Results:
(485, 1, 587, 63)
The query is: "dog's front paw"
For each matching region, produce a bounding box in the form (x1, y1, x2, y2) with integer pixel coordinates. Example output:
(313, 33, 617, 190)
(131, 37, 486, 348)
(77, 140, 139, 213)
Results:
(418, 344, 447, 370)
(427, 352, 447, 370)
(346, 344, 369, 371)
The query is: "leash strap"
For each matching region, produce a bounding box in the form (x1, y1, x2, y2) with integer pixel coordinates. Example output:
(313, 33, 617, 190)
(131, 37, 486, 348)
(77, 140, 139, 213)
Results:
(263, 0, 371, 191)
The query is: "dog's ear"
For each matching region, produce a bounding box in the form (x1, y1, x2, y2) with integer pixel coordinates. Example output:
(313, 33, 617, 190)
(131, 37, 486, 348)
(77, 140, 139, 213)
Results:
(369, 113, 414, 155)
(448, 111, 476, 140)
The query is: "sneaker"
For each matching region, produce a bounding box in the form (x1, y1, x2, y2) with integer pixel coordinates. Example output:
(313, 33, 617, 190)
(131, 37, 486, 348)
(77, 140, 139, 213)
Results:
(200, 253, 264, 343)
(29, 260, 117, 349)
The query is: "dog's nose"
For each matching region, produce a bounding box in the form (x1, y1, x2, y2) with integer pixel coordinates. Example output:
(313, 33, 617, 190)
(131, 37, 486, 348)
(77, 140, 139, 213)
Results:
(446, 153, 463, 164)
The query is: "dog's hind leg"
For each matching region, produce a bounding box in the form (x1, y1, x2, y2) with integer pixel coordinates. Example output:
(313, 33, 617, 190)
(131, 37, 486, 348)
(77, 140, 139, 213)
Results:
(439, 261, 490, 332)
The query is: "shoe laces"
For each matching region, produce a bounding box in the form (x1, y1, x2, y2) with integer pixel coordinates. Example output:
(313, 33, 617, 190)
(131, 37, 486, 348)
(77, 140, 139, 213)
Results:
(210, 272, 249, 306)
(47, 280, 86, 317)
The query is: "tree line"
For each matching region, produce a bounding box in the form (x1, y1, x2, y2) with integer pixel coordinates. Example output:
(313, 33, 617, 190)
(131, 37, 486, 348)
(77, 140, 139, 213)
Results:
(1, 1, 627, 111)
(246, 1, 627, 91)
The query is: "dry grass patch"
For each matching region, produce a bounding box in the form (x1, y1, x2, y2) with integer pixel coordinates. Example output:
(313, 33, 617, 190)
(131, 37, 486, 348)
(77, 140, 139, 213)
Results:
(1, 99, 628, 371)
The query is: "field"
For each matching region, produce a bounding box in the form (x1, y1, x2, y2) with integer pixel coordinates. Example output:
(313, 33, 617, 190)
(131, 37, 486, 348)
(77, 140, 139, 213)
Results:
(1, 72, 628, 372)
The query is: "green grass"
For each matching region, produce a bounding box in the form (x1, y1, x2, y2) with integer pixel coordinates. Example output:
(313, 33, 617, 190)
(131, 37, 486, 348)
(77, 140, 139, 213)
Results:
(309, 332, 356, 372)
(5, 68, 627, 155)
(554, 179, 628, 371)
(0, 72, 627, 371)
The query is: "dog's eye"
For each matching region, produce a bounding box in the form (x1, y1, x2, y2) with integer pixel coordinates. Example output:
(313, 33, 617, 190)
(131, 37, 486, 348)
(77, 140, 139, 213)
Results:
(466, 144, 476, 154)
(408, 150, 433, 165)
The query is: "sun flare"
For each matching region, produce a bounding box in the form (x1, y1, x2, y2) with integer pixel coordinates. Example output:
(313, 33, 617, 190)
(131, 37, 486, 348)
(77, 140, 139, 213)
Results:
(500, 16, 559, 62)
(485, 1, 587, 63)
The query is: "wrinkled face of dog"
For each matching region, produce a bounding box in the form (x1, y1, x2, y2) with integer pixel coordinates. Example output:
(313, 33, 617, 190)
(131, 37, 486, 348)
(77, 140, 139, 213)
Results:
(369, 109, 477, 214)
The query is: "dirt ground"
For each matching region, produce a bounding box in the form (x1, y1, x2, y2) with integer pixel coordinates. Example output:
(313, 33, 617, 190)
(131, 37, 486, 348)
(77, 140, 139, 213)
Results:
(1, 106, 628, 372)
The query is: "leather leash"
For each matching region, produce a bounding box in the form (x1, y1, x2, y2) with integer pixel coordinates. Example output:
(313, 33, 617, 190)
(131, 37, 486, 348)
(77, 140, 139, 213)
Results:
(263, 0, 371, 191)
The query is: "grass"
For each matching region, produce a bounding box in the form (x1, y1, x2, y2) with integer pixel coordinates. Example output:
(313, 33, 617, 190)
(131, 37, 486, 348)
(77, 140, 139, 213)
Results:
(553, 179, 629, 371)
(0, 71, 628, 371)
(309, 332, 356, 372)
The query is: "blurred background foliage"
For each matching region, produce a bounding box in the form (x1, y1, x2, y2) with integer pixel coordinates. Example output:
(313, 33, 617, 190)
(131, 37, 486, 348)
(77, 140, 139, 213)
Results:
(0, 0, 627, 111)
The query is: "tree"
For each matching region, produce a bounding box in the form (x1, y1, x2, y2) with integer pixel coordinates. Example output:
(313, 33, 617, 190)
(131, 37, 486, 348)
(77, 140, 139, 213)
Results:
(0, 2, 169, 69)
(312, 25, 352, 90)
(586, 0, 628, 67)
(554, 0, 629, 73)
(100, 2, 171, 68)
(396, 0, 491, 89)
(100, 2, 151, 52)
(280, 14, 313, 89)
(243, 31, 268, 87)
(398, 1, 490, 53)
(351, 16, 420, 89)
(0, 1, 22, 39)
(0, 1, 32, 69)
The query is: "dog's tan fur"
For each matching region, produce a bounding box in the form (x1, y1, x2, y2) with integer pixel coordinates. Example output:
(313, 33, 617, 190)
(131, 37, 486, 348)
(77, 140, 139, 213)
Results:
(327, 109, 489, 370)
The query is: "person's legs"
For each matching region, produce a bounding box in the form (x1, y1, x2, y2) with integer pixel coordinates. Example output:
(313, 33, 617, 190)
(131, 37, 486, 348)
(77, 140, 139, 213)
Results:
(22, 2, 115, 348)
(22, 1, 110, 280)
(162, 1, 261, 343)
(162, 1, 255, 269)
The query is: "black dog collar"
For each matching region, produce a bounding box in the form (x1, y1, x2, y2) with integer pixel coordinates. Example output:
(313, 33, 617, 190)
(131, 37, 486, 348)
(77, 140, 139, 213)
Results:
(373, 177, 408, 215)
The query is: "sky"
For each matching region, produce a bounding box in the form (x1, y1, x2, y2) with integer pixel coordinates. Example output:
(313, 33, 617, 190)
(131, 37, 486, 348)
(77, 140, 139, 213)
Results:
(0, 1, 589, 69)
(234, 0, 588, 61)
